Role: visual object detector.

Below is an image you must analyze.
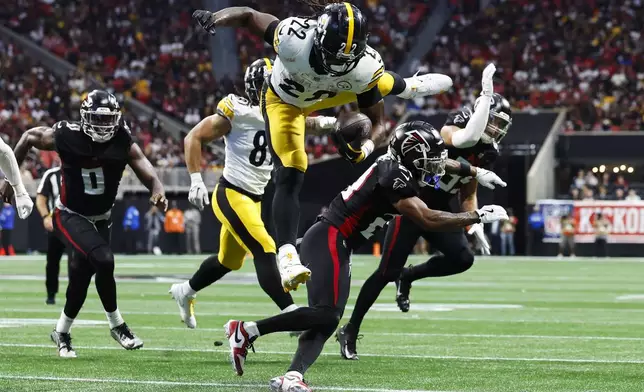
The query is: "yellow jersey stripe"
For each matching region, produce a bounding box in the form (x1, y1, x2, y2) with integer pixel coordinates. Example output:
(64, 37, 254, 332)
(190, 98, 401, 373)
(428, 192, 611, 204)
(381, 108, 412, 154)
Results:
(216, 97, 235, 121)
(263, 58, 273, 71)
(370, 66, 385, 83)
(344, 3, 354, 55)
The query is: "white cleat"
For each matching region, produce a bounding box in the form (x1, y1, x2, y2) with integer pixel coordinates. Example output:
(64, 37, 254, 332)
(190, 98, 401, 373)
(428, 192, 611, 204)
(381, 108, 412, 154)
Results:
(278, 251, 311, 292)
(110, 323, 143, 350)
(269, 376, 284, 392)
(398, 72, 453, 99)
(169, 283, 197, 328)
(280, 372, 311, 392)
(50, 330, 77, 358)
(223, 320, 254, 376)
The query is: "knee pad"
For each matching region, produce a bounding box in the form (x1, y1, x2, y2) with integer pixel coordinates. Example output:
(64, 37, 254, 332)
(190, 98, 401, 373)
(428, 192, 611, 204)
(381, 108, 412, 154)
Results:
(88, 246, 115, 274)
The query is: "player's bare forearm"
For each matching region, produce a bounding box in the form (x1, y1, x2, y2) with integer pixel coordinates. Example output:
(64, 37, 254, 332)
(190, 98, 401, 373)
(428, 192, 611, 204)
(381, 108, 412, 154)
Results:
(35, 194, 50, 218)
(14, 126, 56, 166)
(128, 144, 164, 196)
(459, 180, 479, 212)
(213, 7, 278, 36)
(395, 197, 480, 231)
(361, 100, 388, 146)
(445, 159, 478, 177)
(185, 114, 230, 174)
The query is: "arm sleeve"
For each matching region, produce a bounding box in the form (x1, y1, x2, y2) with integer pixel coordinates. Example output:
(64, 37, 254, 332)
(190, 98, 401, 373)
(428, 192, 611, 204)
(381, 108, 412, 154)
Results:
(0, 136, 24, 189)
(264, 20, 280, 50)
(356, 86, 383, 109)
(449, 102, 491, 148)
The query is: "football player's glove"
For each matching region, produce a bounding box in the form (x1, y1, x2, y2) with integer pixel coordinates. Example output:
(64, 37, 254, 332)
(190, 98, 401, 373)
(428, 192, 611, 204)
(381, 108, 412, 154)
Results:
(193, 10, 217, 35)
(188, 173, 209, 211)
(332, 131, 374, 164)
(467, 223, 491, 255)
(474, 167, 507, 189)
(476, 205, 509, 224)
(481, 63, 496, 97)
(13, 184, 33, 219)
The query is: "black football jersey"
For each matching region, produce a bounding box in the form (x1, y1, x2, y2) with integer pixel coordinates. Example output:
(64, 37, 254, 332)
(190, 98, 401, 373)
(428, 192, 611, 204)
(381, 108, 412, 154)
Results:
(322, 155, 418, 247)
(420, 107, 499, 208)
(53, 120, 133, 216)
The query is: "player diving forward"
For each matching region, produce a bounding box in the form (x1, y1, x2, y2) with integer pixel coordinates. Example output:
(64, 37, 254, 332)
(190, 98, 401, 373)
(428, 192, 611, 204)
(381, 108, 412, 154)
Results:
(168, 58, 337, 328)
(193, 1, 453, 292)
(2, 90, 168, 357)
(222, 122, 509, 391)
(337, 65, 515, 359)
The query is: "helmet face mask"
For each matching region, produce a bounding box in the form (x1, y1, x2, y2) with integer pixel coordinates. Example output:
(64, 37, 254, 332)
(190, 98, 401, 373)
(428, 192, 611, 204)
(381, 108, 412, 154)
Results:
(244, 58, 272, 105)
(478, 93, 512, 144)
(80, 90, 121, 143)
(415, 149, 448, 187)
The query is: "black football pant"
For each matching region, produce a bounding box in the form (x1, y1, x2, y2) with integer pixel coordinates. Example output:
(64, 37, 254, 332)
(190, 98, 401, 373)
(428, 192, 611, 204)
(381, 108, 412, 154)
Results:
(45, 232, 67, 297)
(255, 221, 351, 375)
(348, 215, 474, 331)
(53, 209, 117, 319)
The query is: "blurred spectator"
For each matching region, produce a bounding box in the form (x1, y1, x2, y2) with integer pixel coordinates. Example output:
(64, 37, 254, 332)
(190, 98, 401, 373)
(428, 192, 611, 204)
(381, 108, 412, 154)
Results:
(597, 185, 609, 200)
(570, 188, 580, 200)
(613, 175, 629, 193)
(145, 205, 164, 254)
(499, 208, 517, 256)
(585, 171, 598, 188)
(625, 189, 641, 201)
(558, 214, 576, 258)
(184, 207, 201, 254)
(582, 186, 594, 200)
(593, 213, 610, 258)
(164, 201, 185, 254)
(0, 204, 16, 255)
(615, 188, 625, 200)
(572, 170, 586, 189)
(527, 205, 544, 256)
(122, 199, 140, 254)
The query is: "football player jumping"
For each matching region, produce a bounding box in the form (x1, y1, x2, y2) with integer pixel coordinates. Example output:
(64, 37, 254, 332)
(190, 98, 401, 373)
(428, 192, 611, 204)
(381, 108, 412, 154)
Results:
(192, 1, 453, 292)
(337, 64, 515, 360)
(169, 58, 338, 328)
(222, 121, 509, 391)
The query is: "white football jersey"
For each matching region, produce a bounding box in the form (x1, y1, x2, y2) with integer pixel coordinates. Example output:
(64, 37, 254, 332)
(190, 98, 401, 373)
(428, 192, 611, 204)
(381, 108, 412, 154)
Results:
(216, 94, 272, 196)
(270, 16, 385, 108)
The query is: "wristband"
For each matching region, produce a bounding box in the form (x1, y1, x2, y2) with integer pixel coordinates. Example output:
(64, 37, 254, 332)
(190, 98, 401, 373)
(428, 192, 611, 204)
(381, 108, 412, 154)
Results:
(458, 162, 472, 177)
(361, 140, 375, 157)
(190, 172, 204, 184)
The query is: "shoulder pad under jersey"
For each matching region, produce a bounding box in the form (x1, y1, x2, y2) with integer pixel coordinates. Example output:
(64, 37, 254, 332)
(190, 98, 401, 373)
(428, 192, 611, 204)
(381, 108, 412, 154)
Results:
(352, 46, 385, 93)
(273, 17, 316, 59)
(216, 94, 253, 123)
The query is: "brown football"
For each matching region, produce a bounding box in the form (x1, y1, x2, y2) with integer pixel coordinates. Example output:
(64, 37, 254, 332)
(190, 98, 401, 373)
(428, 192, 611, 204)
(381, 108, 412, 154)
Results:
(334, 111, 372, 148)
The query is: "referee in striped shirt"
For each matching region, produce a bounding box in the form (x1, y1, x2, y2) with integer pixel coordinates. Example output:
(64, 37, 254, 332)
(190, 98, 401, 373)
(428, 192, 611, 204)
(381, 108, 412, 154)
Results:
(36, 166, 67, 305)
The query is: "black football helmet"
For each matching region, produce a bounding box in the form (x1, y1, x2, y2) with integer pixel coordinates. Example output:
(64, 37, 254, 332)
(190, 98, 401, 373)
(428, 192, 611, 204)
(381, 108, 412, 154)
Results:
(478, 93, 512, 144)
(313, 2, 368, 76)
(80, 90, 121, 143)
(389, 121, 448, 187)
(244, 58, 273, 105)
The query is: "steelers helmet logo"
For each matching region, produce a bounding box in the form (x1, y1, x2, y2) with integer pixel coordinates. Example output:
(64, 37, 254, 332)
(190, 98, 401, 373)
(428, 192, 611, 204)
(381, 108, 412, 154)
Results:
(337, 81, 352, 90)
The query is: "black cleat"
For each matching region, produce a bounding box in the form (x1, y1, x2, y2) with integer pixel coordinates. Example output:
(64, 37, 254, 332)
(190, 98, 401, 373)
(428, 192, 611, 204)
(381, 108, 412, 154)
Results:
(110, 323, 143, 350)
(50, 330, 77, 358)
(336, 324, 360, 360)
(46, 295, 56, 305)
(395, 270, 412, 313)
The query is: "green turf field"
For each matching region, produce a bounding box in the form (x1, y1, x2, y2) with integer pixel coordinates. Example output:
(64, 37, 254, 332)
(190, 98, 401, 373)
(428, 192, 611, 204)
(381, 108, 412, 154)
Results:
(0, 255, 643, 392)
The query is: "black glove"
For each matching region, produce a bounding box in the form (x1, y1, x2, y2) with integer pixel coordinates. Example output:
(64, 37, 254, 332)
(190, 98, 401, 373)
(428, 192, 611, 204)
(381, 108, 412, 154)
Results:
(193, 10, 217, 35)
(330, 131, 366, 164)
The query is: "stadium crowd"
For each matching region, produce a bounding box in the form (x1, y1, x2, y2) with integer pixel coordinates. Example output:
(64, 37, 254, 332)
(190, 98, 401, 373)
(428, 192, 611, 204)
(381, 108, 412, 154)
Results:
(566, 169, 641, 201)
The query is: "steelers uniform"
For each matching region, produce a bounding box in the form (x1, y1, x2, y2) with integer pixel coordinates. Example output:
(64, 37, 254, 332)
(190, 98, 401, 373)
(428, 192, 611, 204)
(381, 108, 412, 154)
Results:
(262, 16, 386, 172)
(212, 93, 275, 270)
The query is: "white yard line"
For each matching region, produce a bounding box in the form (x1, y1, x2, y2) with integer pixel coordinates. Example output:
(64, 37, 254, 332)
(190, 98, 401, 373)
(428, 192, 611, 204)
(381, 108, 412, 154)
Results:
(1, 343, 642, 364)
(0, 375, 452, 392)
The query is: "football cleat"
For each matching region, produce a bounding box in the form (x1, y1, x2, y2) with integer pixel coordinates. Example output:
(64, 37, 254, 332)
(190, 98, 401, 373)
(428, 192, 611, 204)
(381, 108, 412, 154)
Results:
(280, 372, 311, 392)
(110, 323, 143, 350)
(398, 72, 453, 100)
(46, 295, 56, 305)
(395, 272, 412, 313)
(50, 330, 77, 358)
(336, 324, 360, 360)
(278, 251, 311, 292)
(268, 376, 284, 392)
(223, 320, 255, 376)
(169, 283, 197, 329)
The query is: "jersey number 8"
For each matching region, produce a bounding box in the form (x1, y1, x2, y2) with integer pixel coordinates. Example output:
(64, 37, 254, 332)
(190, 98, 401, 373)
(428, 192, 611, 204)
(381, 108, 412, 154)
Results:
(249, 131, 272, 167)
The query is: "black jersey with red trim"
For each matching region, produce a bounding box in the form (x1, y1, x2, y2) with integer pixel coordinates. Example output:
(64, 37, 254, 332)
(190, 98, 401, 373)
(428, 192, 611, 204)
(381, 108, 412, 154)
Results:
(53, 120, 133, 216)
(321, 154, 418, 247)
(420, 107, 499, 208)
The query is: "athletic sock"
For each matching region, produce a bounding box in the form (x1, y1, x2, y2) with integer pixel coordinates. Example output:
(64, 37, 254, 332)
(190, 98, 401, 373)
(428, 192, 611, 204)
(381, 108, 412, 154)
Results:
(244, 321, 260, 338)
(273, 168, 304, 247)
(188, 255, 231, 292)
(256, 307, 327, 336)
(55, 311, 74, 333)
(348, 272, 389, 330)
(106, 309, 125, 329)
(182, 281, 197, 297)
(281, 304, 299, 313)
(402, 254, 456, 281)
(386, 71, 408, 96)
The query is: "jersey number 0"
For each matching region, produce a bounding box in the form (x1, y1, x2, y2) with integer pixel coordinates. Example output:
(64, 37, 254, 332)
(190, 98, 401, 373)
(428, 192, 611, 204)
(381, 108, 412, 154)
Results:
(81, 168, 105, 195)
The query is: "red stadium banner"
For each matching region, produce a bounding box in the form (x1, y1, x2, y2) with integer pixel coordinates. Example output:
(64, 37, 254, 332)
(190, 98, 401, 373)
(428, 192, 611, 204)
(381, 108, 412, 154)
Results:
(538, 200, 644, 243)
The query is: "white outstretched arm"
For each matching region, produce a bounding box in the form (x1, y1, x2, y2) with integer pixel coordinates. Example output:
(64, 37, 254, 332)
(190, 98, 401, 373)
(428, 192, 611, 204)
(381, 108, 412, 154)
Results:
(0, 137, 33, 218)
(450, 99, 491, 148)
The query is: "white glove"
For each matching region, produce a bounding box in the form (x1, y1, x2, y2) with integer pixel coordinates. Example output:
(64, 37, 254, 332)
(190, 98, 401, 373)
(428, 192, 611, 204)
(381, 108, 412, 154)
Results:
(481, 63, 496, 97)
(13, 184, 33, 219)
(468, 223, 490, 255)
(475, 167, 507, 189)
(188, 173, 209, 211)
(314, 116, 337, 131)
(476, 205, 509, 224)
